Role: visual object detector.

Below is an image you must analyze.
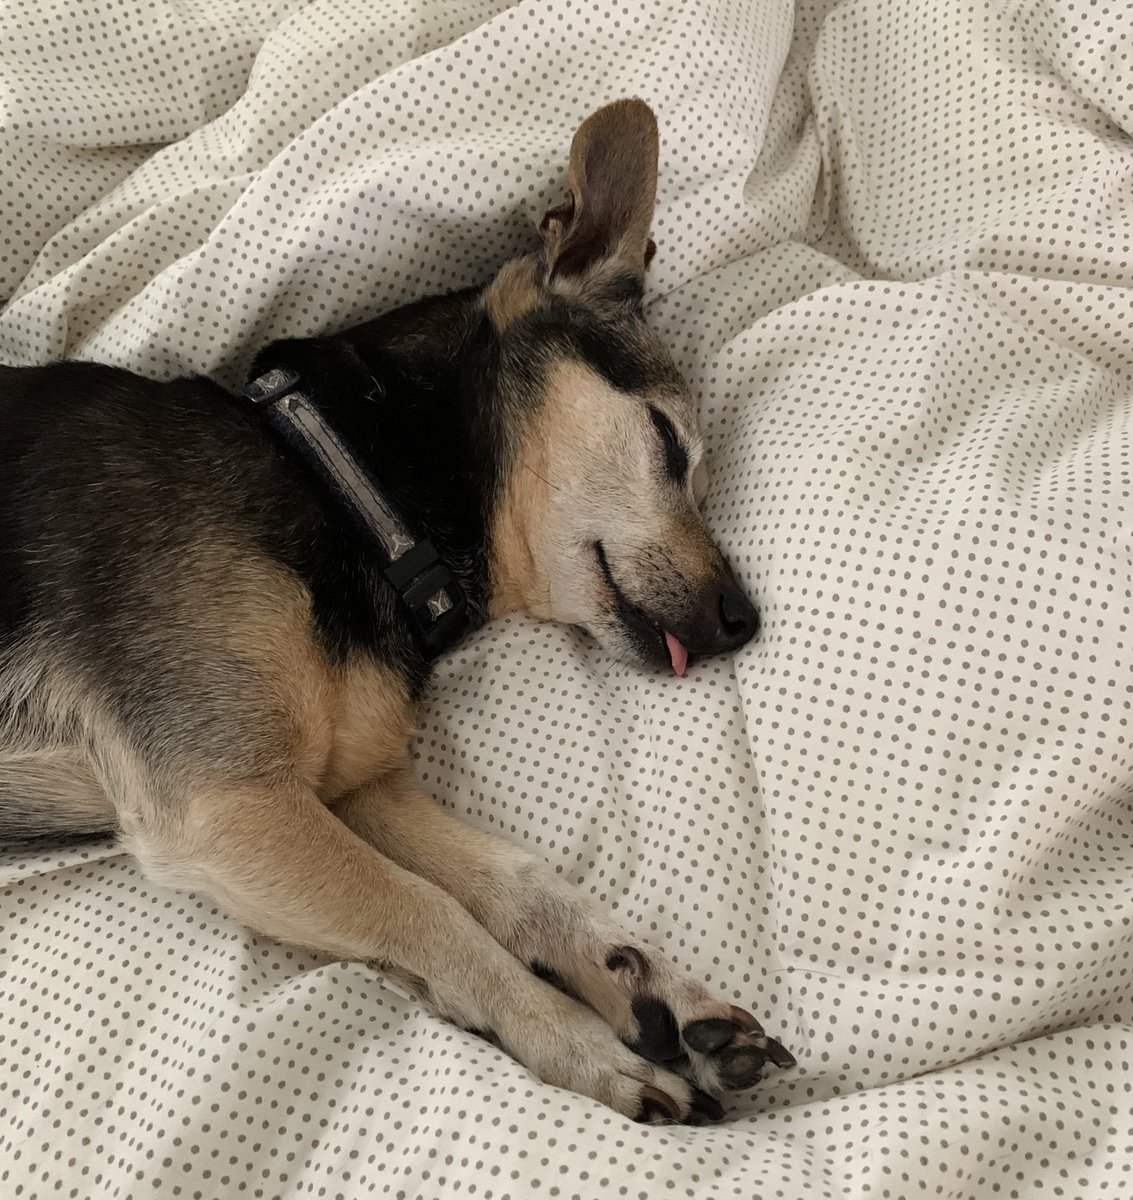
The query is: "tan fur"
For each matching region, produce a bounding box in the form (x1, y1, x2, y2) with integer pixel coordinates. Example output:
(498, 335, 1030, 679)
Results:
(482, 255, 544, 332)
(225, 598, 416, 804)
(0, 645, 133, 832)
(125, 780, 425, 962)
(489, 357, 712, 639)
(0, 750, 113, 826)
(318, 657, 416, 800)
(193, 548, 414, 800)
(0, 643, 97, 748)
(0, 552, 414, 829)
(210, 554, 338, 779)
(488, 359, 616, 621)
(489, 409, 553, 620)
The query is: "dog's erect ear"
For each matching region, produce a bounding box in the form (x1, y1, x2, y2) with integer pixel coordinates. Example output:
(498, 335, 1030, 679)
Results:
(540, 99, 659, 283)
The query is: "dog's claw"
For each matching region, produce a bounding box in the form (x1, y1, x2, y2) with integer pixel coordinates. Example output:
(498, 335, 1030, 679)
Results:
(728, 1005, 766, 1036)
(636, 1083, 681, 1123)
(765, 1037, 797, 1069)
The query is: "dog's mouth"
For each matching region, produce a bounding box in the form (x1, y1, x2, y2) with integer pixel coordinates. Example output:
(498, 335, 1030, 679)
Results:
(593, 541, 688, 676)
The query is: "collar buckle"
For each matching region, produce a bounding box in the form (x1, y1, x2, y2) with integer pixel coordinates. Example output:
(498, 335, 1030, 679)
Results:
(245, 366, 300, 405)
(383, 540, 467, 655)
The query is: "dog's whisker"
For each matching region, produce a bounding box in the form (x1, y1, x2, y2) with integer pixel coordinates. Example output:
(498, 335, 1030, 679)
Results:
(520, 460, 563, 493)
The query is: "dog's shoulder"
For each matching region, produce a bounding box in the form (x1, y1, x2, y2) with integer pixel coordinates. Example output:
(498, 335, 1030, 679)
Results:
(0, 356, 423, 806)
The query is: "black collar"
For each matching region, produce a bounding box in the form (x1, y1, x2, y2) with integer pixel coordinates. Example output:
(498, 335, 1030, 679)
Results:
(244, 366, 469, 658)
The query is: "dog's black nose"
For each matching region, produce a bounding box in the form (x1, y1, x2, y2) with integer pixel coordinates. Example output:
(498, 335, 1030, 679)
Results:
(713, 585, 760, 651)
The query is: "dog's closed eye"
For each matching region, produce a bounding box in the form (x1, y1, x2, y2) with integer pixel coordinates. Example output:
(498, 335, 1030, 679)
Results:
(648, 405, 688, 483)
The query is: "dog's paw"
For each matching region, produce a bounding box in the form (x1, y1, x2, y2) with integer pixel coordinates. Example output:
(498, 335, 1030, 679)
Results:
(560, 943, 796, 1098)
(493, 988, 726, 1125)
(632, 995, 796, 1094)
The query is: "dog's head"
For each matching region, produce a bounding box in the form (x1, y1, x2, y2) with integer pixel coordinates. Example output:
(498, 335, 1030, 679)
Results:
(341, 100, 758, 672)
(481, 100, 758, 674)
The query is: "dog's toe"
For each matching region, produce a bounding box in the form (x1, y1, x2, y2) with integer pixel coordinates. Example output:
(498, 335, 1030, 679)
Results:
(687, 1086, 726, 1124)
(682, 1017, 735, 1053)
(677, 1004, 795, 1093)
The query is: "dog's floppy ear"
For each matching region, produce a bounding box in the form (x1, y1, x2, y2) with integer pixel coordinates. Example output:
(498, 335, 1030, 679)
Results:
(540, 99, 659, 283)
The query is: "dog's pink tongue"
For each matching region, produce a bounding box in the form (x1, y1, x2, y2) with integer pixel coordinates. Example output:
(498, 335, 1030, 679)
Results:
(664, 631, 688, 677)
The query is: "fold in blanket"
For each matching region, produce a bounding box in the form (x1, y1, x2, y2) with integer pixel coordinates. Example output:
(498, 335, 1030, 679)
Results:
(1, 1, 1132, 1197)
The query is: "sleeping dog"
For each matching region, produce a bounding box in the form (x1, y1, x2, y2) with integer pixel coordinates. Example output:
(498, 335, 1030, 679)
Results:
(0, 100, 793, 1122)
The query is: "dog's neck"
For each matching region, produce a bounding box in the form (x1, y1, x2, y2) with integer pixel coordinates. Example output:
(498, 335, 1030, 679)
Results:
(250, 301, 529, 667)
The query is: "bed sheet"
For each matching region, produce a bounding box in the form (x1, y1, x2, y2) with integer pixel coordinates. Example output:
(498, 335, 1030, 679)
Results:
(2, 1, 1132, 1197)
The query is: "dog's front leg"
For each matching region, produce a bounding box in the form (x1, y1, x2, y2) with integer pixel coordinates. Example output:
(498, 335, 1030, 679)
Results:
(122, 780, 702, 1122)
(336, 770, 795, 1101)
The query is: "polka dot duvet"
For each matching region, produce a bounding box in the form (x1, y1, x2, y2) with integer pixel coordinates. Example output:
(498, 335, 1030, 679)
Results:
(2, 1, 1132, 1197)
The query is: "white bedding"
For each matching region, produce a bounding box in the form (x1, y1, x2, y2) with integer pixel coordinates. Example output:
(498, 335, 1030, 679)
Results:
(2, 1, 1132, 1197)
